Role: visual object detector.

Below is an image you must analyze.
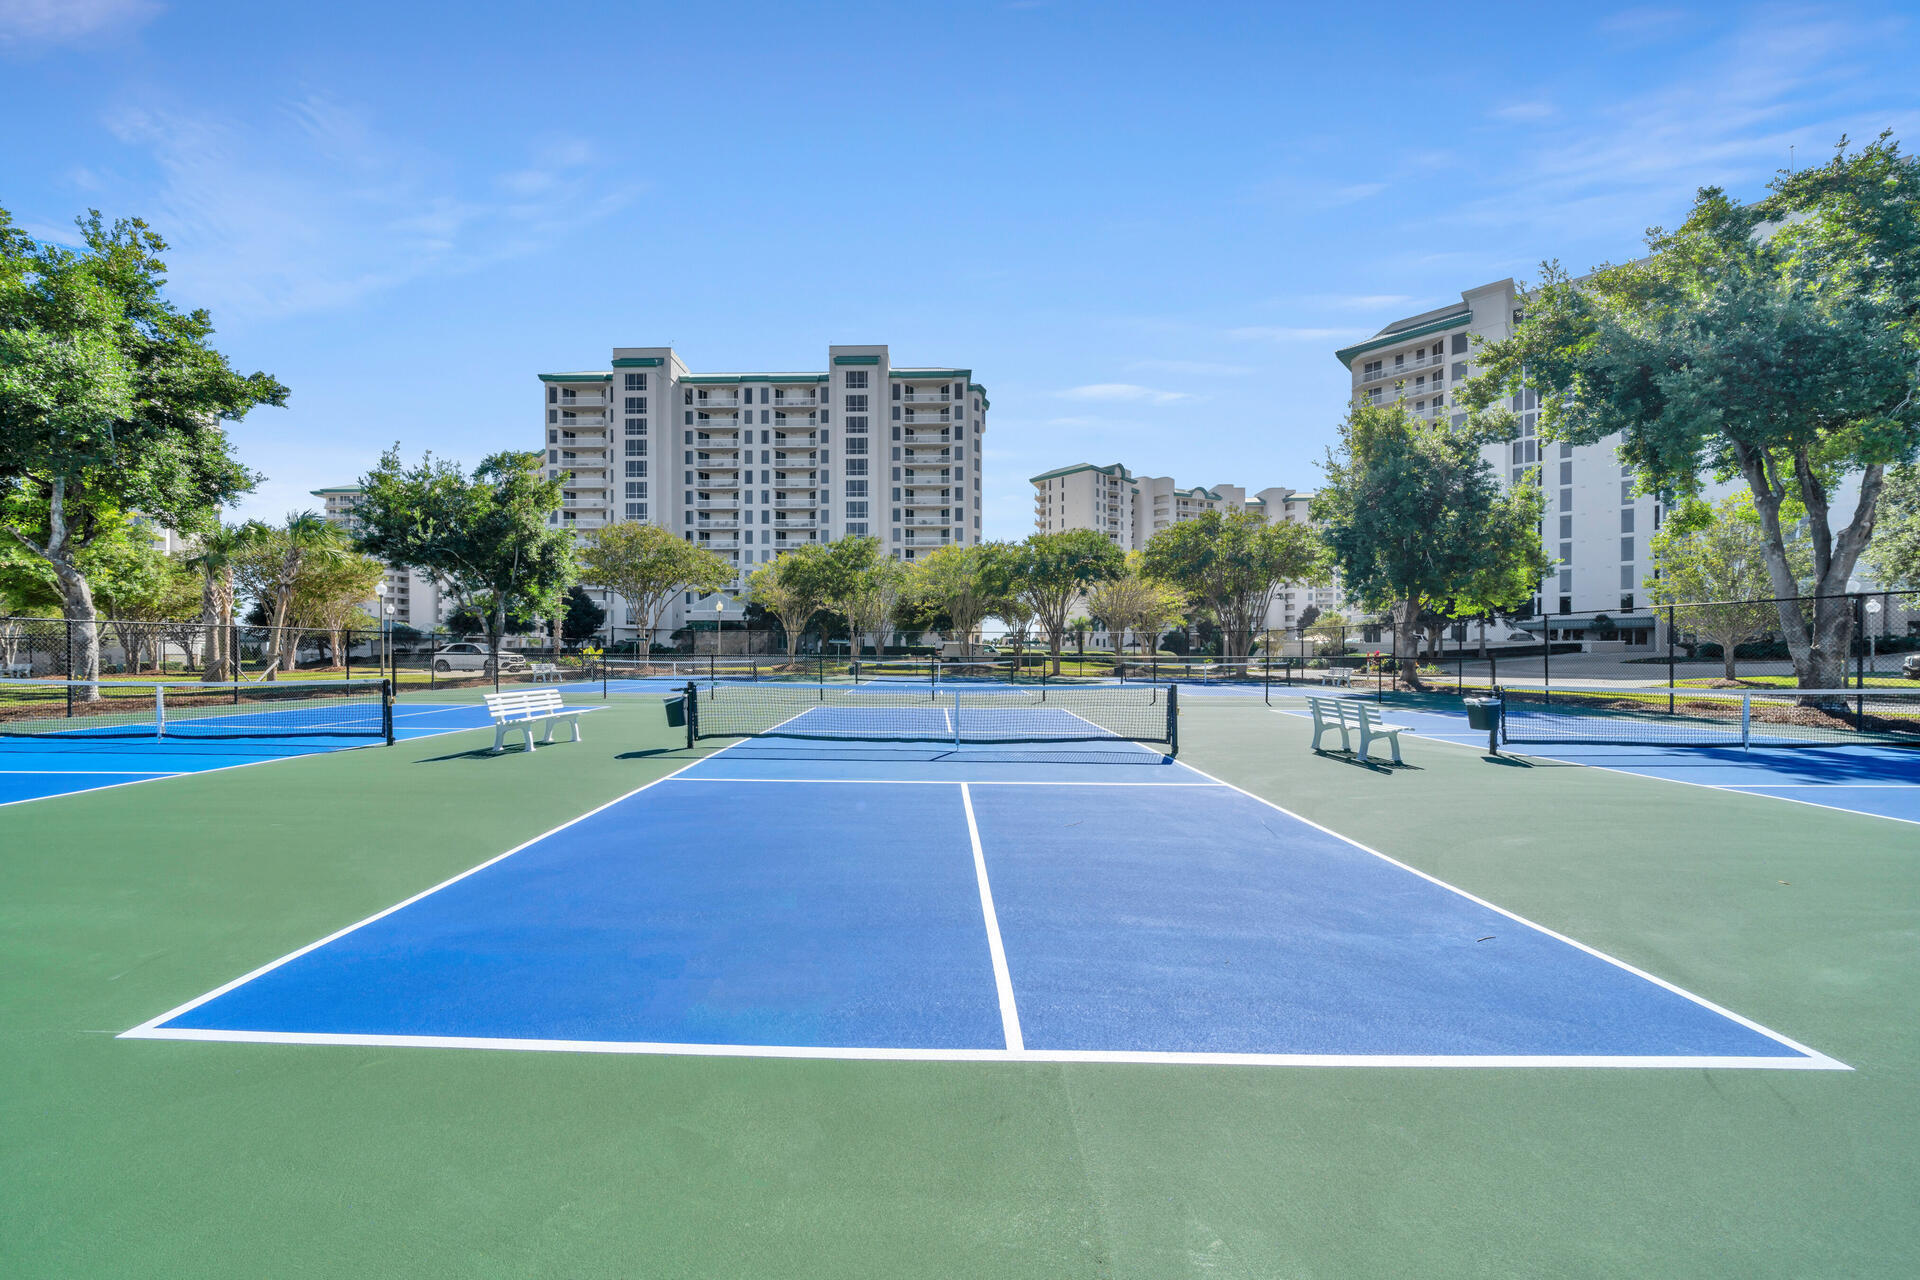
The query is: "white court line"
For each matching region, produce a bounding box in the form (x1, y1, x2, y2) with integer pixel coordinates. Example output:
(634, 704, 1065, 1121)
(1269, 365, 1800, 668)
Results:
(123, 707, 790, 1039)
(664, 778, 1224, 787)
(1267, 705, 1920, 828)
(121, 1029, 1836, 1070)
(961, 782, 1024, 1052)
(0, 769, 181, 775)
(1182, 741, 1846, 1071)
(1730, 783, 1919, 790)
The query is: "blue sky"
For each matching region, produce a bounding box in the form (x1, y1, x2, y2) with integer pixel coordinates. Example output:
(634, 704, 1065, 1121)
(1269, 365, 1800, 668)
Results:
(3, 1, 1916, 539)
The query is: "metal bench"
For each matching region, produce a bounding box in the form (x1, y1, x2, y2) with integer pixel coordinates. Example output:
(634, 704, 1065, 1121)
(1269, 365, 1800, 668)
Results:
(1305, 694, 1410, 764)
(483, 687, 596, 755)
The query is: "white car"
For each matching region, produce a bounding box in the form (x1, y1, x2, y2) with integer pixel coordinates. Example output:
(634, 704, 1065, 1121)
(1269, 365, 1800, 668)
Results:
(432, 642, 527, 674)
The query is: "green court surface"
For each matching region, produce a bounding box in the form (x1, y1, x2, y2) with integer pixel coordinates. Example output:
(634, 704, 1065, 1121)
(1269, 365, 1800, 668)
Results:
(4, 693, 1917, 1277)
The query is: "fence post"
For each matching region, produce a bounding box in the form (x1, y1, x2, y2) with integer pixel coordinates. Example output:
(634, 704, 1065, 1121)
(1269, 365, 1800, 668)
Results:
(1854, 594, 1866, 692)
(1667, 605, 1677, 714)
(1542, 610, 1552, 704)
(65, 620, 74, 717)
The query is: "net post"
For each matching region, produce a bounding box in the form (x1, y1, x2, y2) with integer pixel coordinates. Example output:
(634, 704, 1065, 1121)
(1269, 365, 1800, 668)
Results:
(684, 682, 698, 749)
(953, 687, 961, 751)
(154, 683, 166, 739)
(1667, 605, 1676, 714)
(383, 678, 395, 745)
(1542, 609, 1553, 704)
(1740, 691, 1751, 750)
(1167, 683, 1179, 757)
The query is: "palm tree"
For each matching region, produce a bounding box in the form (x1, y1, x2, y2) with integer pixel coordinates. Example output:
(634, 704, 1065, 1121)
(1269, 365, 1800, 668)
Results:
(262, 511, 346, 678)
(186, 524, 263, 682)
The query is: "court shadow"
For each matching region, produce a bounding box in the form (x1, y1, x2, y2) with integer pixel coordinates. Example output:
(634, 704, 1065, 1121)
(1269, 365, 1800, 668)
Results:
(1312, 750, 1422, 775)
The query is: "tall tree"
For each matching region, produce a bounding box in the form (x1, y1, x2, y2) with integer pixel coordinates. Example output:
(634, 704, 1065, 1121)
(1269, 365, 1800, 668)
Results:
(909, 542, 1013, 658)
(561, 585, 608, 644)
(1083, 553, 1185, 658)
(185, 523, 262, 681)
(87, 526, 199, 673)
(0, 207, 283, 692)
(353, 448, 576, 686)
(1464, 134, 1920, 688)
(1009, 530, 1125, 675)
(576, 520, 732, 650)
(1314, 402, 1549, 688)
(1141, 510, 1325, 660)
(288, 550, 385, 671)
(238, 511, 348, 677)
(746, 542, 834, 666)
(1647, 493, 1813, 681)
(1863, 463, 1920, 590)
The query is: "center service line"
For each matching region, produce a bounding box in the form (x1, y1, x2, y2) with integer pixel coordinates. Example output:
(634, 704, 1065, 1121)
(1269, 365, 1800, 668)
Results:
(960, 781, 1024, 1053)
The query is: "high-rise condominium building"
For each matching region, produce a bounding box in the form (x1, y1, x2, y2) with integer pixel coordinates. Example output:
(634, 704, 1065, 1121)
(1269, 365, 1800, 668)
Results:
(1029, 462, 1337, 630)
(1335, 280, 1867, 644)
(311, 485, 454, 630)
(541, 344, 987, 633)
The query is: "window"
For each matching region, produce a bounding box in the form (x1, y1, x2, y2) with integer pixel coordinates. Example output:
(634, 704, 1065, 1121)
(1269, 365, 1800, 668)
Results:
(845, 458, 868, 476)
(846, 501, 869, 518)
(844, 370, 869, 390)
(1620, 537, 1635, 560)
(845, 416, 868, 433)
(846, 523, 868, 536)
(625, 461, 647, 477)
(1559, 461, 1573, 485)
(1559, 569, 1574, 591)
(1620, 565, 1635, 589)
(1620, 594, 1635, 612)
(624, 418, 646, 435)
(624, 439, 646, 456)
(1558, 515, 1572, 539)
(1620, 509, 1635, 533)
(845, 436, 868, 454)
(845, 480, 868, 497)
(1452, 362, 1467, 381)
(1621, 480, 1634, 503)
(845, 394, 869, 412)
(626, 503, 646, 519)
(624, 373, 646, 391)
(1560, 487, 1573, 510)
(891, 382, 902, 399)
(625, 482, 647, 499)
(625, 396, 646, 413)
(1559, 541, 1573, 563)
(547, 410, 557, 424)
(547, 387, 558, 403)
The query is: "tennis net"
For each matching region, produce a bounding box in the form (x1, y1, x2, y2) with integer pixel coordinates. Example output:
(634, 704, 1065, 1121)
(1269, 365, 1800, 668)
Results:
(0, 679, 392, 741)
(686, 682, 1178, 752)
(1498, 683, 1920, 748)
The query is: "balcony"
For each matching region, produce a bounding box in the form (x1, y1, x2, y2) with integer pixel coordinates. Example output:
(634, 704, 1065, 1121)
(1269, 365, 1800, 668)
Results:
(554, 413, 609, 429)
(695, 453, 741, 468)
(906, 515, 950, 527)
(696, 517, 739, 529)
(698, 537, 740, 551)
(559, 499, 605, 510)
(773, 471, 817, 485)
(773, 516, 816, 529)
(694, 497, 739, 510)
(691, 394, 741, 409)
(772, 427, 817, 443)
(900, 391, 951, 404)
(556, 394, 606, 409)
(902, 428, 950, 444)
(900, 413, 952, 427)
(1359, 352, 1445, 384)
(695, 428, 741, 443)
(774, 496, 818, 509)
(560, 516, 605, 530)
(902, 470, 951, 485)
(771, 393, 818, 408)
(904, 448, 952, 463)
(563, 474, 612, 489)
(695, 474, 740, 489)
(771, 451, 817, 466)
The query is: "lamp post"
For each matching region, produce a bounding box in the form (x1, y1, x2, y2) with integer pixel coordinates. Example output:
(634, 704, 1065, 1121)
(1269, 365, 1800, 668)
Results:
(1866, 597, 1882, 679)
(373, 581, 387, 684)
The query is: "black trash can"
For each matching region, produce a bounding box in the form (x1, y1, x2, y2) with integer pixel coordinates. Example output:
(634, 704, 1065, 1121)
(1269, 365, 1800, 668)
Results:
(664, 694, 687, 729)
(1464, 697, 1502, 731)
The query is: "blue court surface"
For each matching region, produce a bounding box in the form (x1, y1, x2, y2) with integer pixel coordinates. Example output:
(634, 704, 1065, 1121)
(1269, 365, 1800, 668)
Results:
(0, 701, 502, 808)
(125, 721, 1841, 1069)
(1271, 698, 1920, 826)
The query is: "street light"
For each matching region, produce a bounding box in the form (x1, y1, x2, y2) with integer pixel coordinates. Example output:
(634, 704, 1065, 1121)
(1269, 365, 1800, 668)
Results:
(1867, 597, 1883, 677)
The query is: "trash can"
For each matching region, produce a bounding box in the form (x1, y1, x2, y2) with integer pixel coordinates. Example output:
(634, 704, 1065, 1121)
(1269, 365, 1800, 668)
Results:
(1464, 697, 1502, 731)
(664, 695, 687, 729)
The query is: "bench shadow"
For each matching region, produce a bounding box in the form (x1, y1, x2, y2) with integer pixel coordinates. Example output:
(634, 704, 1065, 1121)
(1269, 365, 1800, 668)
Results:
(1311, 749, 1422, 775)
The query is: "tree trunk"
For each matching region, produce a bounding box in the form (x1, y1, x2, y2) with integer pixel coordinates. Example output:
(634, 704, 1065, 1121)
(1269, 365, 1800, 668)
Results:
(57, 571, 101, 698)
(1394, 599, 1424, 690)
(1803, 595, 1854, 690)
(490, 595, 508, 692)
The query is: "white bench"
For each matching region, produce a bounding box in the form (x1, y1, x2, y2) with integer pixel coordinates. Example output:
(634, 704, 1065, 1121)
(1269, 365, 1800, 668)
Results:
(484, 688, 595, 755)
(1306, 695, 1410, 764)
(526, 663, 562, 682)
(2, 662, 32, 679)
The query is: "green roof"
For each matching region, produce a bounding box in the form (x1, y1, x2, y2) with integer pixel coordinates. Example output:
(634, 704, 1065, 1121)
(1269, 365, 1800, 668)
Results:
(833, 355, 881, 366)
(611, 357, 663, 368)
(538, 371, 613, 383)
(310, 486, 362, 496)
(890, 368, 971, 379)
(1029, 462, 1133, 485)
(1333, 311, 1470, 366)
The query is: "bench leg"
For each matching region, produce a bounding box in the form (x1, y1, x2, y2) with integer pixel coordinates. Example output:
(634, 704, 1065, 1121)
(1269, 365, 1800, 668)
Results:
(569, 715, 582, 744)
(492, 724, 508, 756)
(522, 724, 536, 753)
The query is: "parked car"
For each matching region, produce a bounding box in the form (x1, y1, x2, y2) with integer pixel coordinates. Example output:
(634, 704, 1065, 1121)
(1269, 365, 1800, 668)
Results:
(1903, 653, 1920, 681)
(432, 642, 527, 675)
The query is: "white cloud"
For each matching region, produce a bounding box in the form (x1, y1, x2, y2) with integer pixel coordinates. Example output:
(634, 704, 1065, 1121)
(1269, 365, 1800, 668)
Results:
(0, 0, 159, 46)
(99, 98, 632, 319)
(1128, 358, 1256, 377)
(1056, 383, 1190, 405)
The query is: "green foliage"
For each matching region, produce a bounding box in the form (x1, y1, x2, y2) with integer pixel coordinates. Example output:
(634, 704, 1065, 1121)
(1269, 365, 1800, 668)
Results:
(576, 520, 732, 639)
(909, 541, 1014, 655)
(1864, 464, 1920, 589)
(1140, 510, 1324, 658)
(1083, 553, 1186, 656)
(1009, 530, 1125, 673)
(1462, 133, 1920, 685)
(1314, 401, 1548, 681)
(1647, 492, 1812, 679)
(562, 585, 607, 643)
(0, 204, 283, 681)
(746, 542, 835, 663)
(354, 447, 576, 664)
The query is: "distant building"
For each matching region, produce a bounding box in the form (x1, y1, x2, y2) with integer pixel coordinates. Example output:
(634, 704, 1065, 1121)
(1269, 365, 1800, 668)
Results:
(311, 485, 454, 631)
(1029, 461, 1339, 632)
